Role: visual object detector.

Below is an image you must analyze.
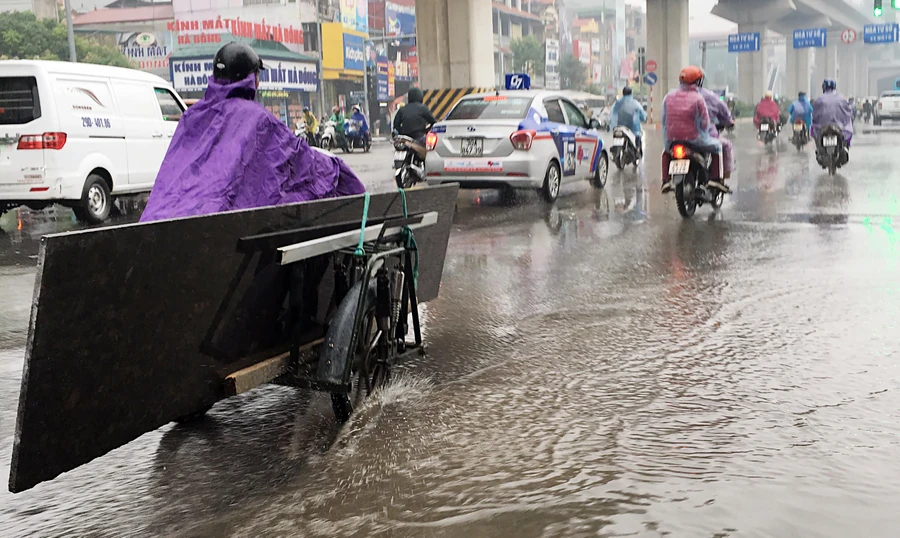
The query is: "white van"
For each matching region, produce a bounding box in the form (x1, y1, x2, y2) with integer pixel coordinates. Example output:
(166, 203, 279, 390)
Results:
(0, 60, 185, 223)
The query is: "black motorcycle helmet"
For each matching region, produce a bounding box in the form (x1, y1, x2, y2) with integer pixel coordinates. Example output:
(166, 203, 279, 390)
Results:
(213, 43, 265, 83)
(622, 86, 633, 96)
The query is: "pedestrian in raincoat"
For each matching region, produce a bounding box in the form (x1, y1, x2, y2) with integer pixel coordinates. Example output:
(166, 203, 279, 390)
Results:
(812, 78, 854, 147)
(863, 99, 873, 123)
(699, 84, 735, 179)
(753, 91, 781, 129)
(140, 43, 365, 222)
(661, 65, 724, 193)
(609, 86, 647, 155)
(788, 92, 813, 130)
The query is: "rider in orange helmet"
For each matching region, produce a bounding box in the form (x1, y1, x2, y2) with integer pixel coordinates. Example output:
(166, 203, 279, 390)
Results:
(660, 66, 725, 193)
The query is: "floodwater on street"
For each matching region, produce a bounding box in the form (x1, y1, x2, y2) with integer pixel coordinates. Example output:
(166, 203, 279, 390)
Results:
(2, 125, 900, 537)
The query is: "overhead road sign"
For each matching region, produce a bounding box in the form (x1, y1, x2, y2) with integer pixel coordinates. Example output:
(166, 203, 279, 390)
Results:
(793, 28, 827, 49)
(728, 32, 760, 53)
(864, 23, 899, 44)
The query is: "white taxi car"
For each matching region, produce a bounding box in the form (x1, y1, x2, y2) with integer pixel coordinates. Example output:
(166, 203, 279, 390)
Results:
(424, 90, 609, 202)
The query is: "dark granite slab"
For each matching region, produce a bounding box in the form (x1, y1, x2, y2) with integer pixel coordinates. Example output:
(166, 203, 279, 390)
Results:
(9, 184, 458, 493)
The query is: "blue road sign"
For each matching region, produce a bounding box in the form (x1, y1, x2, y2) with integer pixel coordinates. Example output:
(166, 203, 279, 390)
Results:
(644, 72, 658, 86)
(728, 32, 760, 53)
(505, 73, 531, 90)
(793, 28, 827, 49)
(864, 23, 900, 44)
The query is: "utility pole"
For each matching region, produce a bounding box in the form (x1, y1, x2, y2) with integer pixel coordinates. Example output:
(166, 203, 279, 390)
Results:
(638, 46, 645, 97)
(316, 0, 326, 117)
(63, 0, 77, 62)
(700, 41, 708, 72)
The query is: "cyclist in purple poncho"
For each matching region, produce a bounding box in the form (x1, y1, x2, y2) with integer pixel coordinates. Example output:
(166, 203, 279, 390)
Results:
(140, 43, 365, 222)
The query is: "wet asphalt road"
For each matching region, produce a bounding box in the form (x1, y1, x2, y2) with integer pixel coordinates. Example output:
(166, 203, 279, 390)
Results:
(2, 124, 900, 537)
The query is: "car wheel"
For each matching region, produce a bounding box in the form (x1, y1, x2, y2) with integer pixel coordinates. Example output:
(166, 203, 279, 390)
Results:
(540, 161, 561, 203)
(591, 152, 609, 189)
(73, 174, 111, 224)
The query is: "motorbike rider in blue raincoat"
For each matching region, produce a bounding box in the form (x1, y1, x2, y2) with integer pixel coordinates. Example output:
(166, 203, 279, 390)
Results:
(609, 86, 647, 156)
(789, 91, 813, 131)
(349, 104, 370, 146)
(811, 79, 854, 147)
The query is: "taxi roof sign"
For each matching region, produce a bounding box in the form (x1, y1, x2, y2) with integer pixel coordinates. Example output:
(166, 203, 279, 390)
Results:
(505, 73, 531, 90)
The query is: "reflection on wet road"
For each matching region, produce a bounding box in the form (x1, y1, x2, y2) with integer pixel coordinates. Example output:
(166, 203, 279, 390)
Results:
(2, 125, 900, 537)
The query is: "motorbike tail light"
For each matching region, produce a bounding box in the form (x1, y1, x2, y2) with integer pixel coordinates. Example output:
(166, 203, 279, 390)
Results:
(510, 129, 536, 150)
(425, 132, 438, 151)
(17, 133, 67, 150)
(878, 102, 883, 110)
(672, 144, 688, 160)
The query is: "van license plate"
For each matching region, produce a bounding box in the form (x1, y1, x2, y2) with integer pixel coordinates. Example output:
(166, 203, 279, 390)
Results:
(393, 151, 406, 160)
(612, 138, 625, 146)
(823, 136, 838, 147)
(669, 159, 690, 175)
(461, 138, 483, 157)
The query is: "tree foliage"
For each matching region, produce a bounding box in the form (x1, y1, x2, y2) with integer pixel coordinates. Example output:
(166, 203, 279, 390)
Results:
(510, 35, 544, 76)
(559, 53, 587, 91)
(0, 12, 131, 68)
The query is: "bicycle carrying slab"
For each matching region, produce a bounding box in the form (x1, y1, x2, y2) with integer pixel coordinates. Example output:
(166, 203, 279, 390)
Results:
(8, 184, 458, 493)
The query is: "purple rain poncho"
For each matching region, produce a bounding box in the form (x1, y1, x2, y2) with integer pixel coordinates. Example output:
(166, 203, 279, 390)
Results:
(140, 75, 365, 222)
(811, 91, 854, 145)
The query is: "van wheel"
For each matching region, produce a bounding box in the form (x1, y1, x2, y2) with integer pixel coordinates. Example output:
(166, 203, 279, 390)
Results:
(540, 161, 561, 203)
(73, 174, 111, 224)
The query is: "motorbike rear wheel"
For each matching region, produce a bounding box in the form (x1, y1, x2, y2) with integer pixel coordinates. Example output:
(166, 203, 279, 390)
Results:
(675, 175, 697, 218)
(396, 167, 416, 189)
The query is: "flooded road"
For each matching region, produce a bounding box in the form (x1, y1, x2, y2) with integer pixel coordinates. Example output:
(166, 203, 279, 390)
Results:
(2, 125, 900, 537)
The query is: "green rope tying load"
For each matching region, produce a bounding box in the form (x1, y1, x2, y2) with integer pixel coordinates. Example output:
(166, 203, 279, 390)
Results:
(354, 192, 370, 257)
(398, 188, 419, 289)
(352, 189, 417, 289)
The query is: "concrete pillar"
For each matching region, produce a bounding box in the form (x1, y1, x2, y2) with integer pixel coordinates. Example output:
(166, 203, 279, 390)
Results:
(858, 55, 870, 97)
(785, 46, 811, 100)
(737, 22, 769, 104)
(646, 0, 689, 98)
(822, 45, 838, 92)
(416, 0, 495, 89)
(838, 47, 857, 97)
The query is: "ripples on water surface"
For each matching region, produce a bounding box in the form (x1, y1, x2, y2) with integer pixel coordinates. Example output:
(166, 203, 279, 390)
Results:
(2, 136, 900, 536)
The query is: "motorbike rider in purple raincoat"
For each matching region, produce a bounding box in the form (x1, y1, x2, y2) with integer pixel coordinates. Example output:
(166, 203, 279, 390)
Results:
(811, 78, 854, 148)
(141, 43, 365, 222)
(698, 80, 735, 180)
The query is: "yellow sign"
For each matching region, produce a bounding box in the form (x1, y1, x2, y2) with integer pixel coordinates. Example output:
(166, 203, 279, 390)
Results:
(321, 22, 367, 80)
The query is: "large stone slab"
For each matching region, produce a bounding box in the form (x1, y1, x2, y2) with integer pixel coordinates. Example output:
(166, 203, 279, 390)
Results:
(9, 185, 458, 493)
